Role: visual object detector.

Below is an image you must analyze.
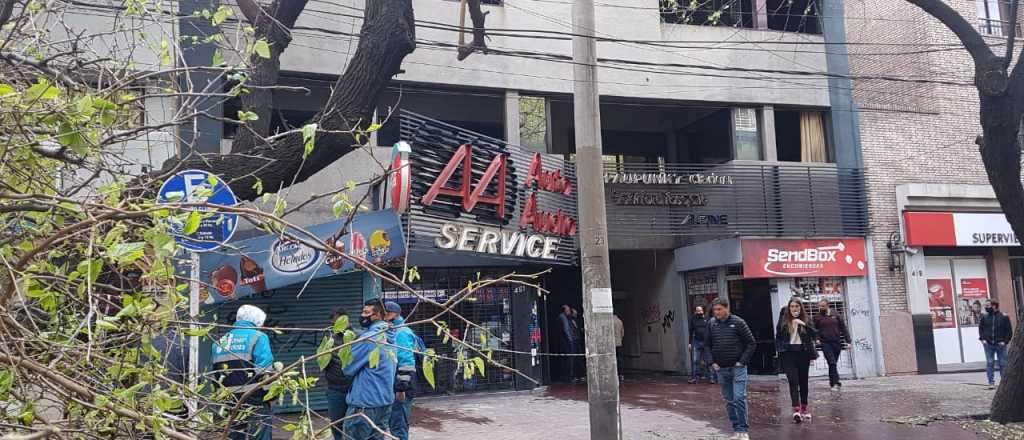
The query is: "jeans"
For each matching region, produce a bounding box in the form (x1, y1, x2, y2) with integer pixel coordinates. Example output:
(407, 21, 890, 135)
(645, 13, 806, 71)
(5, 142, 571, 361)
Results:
(388, 396, 413, 440)
(821, 342, 843, 387)
(984, 341, 1008, 385)
(325, 388, 349, 440)
(228, 397, 272, 440)
(780, 351, 811, 407)
(566, 339, 582, 381)
(344, 405, 392, 440)
(691, 340, 709, 380)
(715, 365, 749, 433)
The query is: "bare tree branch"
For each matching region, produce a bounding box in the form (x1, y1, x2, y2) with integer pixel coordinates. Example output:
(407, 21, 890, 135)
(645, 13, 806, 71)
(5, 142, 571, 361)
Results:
(905, 0, 994, 63)
(1006, 0, 1020, 69)
(173, 0, 416, 201)
(457, 0, 489, 61)
(230, 0, 310, 153)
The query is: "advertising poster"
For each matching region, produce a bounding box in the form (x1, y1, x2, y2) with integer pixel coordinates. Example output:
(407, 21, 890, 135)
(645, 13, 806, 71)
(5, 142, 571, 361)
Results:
(957, 278, 989, 327)
(927, 278, 956, 329)
(197, 209, 406, 304)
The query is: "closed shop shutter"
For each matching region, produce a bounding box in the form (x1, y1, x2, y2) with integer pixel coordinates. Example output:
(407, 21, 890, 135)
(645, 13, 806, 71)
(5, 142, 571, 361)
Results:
(206, 272, 364, 413)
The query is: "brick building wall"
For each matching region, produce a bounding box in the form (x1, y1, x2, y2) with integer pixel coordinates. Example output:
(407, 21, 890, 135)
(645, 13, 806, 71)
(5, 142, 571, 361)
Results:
(844, 0, 1022, 373)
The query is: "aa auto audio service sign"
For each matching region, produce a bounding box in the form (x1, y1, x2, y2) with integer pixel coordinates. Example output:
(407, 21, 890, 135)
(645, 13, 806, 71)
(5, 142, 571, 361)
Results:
(741, 238, 867, 279)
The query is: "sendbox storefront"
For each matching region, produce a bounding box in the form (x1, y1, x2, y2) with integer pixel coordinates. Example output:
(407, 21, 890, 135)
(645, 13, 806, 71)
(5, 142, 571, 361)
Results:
(675, 237, 880, 378)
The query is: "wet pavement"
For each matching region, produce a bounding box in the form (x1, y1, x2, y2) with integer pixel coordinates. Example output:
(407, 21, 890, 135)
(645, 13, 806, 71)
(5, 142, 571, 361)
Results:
(408, 372, 997, 440)
(273, 372, 1005, 439)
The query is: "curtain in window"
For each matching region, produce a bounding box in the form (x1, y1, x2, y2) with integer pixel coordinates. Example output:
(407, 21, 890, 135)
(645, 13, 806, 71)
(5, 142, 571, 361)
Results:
(799, 111, 827, 163)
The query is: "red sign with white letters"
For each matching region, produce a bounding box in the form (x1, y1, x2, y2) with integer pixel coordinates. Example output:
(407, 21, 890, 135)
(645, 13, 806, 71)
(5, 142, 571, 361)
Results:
(741, 238, 867, 279)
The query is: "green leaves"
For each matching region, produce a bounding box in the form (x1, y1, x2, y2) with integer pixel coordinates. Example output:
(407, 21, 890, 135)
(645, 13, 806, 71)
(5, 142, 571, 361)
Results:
(108, 242, 146, 266)
(422, 349, 436, 389)
(333, 315, 350, 334)
(301, 123, 317, 159)
(316, 335, 334, 371)
(26, 78, 59, 102)
(183, 211, 202, 235)
(0, 369, 14, 400)
(253, 39, 271, 59)
(0, 84, 15, 97)
(211, 5, 232, 25)
(212, 50, 225, 67)
(369, 346, 381, 369)
(237, 110, 259, 122)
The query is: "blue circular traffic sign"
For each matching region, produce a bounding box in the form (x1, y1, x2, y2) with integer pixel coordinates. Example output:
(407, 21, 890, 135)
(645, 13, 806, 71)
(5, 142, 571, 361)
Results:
(157, 169, 238, 252)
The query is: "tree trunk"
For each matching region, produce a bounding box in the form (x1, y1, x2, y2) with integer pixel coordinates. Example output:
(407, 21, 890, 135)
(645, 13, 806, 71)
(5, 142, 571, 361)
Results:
(231, 0, 310, 153)
(167, 0, 415, 201)
(983, 83, 1024, 422)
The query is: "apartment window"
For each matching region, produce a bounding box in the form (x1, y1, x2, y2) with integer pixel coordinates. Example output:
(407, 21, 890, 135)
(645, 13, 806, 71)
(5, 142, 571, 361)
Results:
(775, 110, 831, 163)
(661, 0, 754, 28)
(732, 107, 761, 160)
(767, 0, 822, 34)
(977, 0, 1017, 36)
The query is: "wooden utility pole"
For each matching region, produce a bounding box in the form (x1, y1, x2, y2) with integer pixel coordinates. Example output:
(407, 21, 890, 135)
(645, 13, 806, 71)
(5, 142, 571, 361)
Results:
(571, 1, 621, 439)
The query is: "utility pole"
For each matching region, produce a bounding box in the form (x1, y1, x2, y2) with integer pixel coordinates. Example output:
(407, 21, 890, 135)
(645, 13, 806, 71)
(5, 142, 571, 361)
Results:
(571, 0, 621, 439)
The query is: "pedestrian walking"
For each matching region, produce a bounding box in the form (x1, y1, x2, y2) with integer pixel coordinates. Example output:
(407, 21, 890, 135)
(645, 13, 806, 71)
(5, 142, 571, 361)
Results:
(688, 306, 713, 384)
(558, 305, 582, 383)
(979, 299, 1012, 388)
(812, 299, 849, 391)
(704, 298, 755, 440)
(343, 299, 397, 440)
(385, 301, 420, 440)
(324, 307, 353, 440)
(211, 305, 275, 440)
(777, 297, 818, 424)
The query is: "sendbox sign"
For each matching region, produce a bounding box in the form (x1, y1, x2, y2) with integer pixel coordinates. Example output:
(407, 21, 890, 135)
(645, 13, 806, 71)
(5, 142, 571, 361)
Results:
(741, 238, 867, 279)
(198, 209, 405, 304)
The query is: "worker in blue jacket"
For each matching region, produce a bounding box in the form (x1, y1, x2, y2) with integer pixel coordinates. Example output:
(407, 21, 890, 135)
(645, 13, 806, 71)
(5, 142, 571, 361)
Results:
(384, 301, 421, 440)
(211, 304, 275, 440)
(343, 299, 397, 440)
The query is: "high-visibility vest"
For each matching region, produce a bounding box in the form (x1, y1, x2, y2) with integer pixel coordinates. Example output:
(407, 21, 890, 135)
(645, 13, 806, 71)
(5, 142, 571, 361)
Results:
(211, 332, 272, 399)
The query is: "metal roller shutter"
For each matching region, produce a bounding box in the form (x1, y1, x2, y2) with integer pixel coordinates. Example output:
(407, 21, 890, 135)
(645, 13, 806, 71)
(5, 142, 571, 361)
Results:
(205, 272, 365, 413)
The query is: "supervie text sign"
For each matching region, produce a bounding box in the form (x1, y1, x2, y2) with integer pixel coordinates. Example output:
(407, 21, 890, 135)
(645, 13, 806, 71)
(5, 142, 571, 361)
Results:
(741, 238, 867, 279)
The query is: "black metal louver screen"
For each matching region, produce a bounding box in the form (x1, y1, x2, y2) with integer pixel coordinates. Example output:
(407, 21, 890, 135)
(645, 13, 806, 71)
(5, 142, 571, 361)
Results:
(602, 162, 868, 238)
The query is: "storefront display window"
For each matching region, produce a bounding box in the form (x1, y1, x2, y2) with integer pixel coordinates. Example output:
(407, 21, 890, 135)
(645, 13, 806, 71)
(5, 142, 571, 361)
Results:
(686, 268, 719, 311)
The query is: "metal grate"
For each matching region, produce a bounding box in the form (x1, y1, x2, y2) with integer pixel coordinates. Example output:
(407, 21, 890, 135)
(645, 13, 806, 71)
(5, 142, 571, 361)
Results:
(382, 268, 518, 395)
(788, 277, 854, 372)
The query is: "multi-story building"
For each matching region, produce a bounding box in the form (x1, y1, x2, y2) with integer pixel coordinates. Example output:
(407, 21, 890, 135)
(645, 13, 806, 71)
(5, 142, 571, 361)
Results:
(846, 0, 1024, 374)
(67, 0, 884, 409)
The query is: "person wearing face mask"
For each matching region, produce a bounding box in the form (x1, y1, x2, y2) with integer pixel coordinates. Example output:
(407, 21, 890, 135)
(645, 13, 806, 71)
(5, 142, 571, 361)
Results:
(688, 306, 713, 384)
(343, 299, 397, 440)
(979, 299, 1012, 389)
(384, 301, 421, 440)
(775, 297, 818, 424)
(323, 307, 354, 440)
(812, 300, 850, 391)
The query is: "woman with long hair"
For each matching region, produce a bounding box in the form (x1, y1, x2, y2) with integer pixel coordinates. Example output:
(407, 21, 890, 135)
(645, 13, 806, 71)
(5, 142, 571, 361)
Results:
(776, 297, 818, 424)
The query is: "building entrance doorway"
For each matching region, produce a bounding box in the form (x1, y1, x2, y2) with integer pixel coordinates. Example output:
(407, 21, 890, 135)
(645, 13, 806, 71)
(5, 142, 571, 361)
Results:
(728, 278, 776, 374)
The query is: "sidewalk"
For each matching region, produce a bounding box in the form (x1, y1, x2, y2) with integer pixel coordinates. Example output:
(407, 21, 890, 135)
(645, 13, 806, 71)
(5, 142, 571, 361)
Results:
(407, 372, 999, 440)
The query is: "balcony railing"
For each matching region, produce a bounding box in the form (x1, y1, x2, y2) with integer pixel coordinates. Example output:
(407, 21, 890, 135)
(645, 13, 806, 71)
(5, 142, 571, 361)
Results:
(978, 18, 1023, 38)
(602, 162, 867, 239)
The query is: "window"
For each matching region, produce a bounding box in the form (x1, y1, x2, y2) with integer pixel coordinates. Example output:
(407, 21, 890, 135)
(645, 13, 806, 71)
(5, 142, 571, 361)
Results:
(661, 0, 754, 28)
(775, 109, 831, 163)
(767, 0, 822, 34)
(732, 107, 762, 160)
(977, 0, 1017, 36)
(519, 96, 548, 153)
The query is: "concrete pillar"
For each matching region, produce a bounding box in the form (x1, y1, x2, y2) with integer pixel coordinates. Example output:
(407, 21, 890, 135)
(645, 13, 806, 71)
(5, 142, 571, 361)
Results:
(504, 90, 521, 147)
(989, 247, 1018, 325)
(754, 0, 769, 30)
(761, 105, 778, 161)
(845, 276, 880, 378)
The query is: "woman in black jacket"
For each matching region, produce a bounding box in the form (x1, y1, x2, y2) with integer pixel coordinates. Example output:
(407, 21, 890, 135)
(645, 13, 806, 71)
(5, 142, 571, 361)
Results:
(776, 297, 818, 424)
